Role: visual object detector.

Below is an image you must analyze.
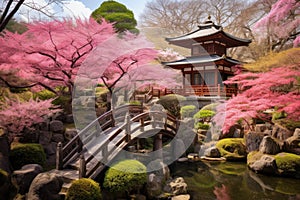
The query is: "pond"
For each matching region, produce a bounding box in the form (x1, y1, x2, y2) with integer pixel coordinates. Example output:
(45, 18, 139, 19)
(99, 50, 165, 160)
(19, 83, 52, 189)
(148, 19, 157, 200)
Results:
(170, 161, 300, 200)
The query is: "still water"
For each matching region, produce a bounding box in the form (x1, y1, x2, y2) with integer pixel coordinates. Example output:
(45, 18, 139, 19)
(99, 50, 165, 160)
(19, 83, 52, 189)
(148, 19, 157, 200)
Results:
(171, 161, 300, 200)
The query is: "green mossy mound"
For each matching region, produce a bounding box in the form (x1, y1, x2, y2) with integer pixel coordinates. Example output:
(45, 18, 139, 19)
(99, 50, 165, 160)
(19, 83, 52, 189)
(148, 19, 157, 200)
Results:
(216, 138, 247, 161)
(103, 160, 146, 194)
(66, 178, 102, 200)
(157, 94, 186, 117)
(274, 152, 300, 177)
(9, 143, 46, 170)
(247, 151, 264, 166)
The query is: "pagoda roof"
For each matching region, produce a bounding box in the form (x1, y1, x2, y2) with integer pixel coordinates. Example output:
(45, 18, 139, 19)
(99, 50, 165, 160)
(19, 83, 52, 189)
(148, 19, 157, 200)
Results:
(166, 20, 251, 48)
(163, 54, 240, 69)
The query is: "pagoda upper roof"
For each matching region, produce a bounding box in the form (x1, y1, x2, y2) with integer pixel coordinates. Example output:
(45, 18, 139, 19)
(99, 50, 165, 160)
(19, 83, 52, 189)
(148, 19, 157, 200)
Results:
(165, 20, 251, 48)
(163, 54, 240, 69)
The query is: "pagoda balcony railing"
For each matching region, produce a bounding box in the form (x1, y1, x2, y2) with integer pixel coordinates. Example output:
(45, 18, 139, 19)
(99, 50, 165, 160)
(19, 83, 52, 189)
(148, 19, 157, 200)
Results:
(153, 84, 237, 98)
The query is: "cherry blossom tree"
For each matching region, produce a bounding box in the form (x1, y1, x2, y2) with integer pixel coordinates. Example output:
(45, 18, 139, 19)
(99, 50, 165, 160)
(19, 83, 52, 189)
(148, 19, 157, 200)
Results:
(0, 97, 61, 141)
(0, 18, 115, 95)
(214, 65, 300, 133)
(255, 0, 300, 49)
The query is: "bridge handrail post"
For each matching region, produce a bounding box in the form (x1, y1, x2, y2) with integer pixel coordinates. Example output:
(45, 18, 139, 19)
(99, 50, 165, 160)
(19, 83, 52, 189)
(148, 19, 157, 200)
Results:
(140, 117, 144, 132)
(56, 142, 63, 170)
(79, 154, 86, 178)
(125, 112, 131, 142)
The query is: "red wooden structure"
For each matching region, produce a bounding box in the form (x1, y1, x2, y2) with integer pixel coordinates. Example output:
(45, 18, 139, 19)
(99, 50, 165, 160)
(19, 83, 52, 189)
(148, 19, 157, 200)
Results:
(163, 16, 251, 97)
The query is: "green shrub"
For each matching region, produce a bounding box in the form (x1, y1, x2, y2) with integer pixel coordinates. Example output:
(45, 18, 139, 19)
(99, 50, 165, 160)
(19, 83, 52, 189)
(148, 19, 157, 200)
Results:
(33, 89, 56, 100)
(9, 143, 46, 170)
(66, 178, 102, 200)
(180, 105, 196, 118)
(157, 94, 186, 117)
(195, 122, 210, 130)
(103, 160, 146, 194)
(216, 138, 247, 161)
(194, 110, 215, 121)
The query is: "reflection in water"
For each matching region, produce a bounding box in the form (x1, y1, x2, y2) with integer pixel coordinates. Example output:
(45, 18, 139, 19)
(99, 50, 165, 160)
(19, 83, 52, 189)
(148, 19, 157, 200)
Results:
(171, 161, 300, 200)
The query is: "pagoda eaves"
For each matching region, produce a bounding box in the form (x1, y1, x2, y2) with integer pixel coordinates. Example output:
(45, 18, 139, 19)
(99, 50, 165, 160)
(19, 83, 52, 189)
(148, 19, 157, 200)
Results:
(166, 21, 251, 48)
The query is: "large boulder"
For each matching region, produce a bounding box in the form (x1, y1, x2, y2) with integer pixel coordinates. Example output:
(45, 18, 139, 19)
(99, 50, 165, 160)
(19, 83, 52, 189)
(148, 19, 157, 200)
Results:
(274, 152, 300, 178)
(147, 173, 163, 199)
(272, 124, 293, 140)
(49, 120, 64, 133)
(12, 164, 43, 195)
(284, 128, 300, 155)
(216, 138, 247, 161)
(259, 136, 281, 155)
(248, 155, 277, 174)
(204, 146, 221, 158)
(164, 177, 187, 196)
(27, 171, 63, 200)
(245, 131, 265, 152)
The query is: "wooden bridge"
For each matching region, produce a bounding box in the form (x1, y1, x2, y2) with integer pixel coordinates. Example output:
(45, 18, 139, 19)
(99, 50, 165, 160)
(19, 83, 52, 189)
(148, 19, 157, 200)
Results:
(55, 105, 179, 184)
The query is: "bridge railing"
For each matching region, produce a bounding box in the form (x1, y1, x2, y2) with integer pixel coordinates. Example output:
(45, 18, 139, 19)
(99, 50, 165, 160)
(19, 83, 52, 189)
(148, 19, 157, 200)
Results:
(56, 104, 144, 170)
(81, 110, 178, 178)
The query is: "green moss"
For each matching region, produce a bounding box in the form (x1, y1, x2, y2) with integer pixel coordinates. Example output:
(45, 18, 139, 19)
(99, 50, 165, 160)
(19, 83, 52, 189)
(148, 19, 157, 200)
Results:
(216, 138, 247, 161)
(66, 178, 102, 200)
(247, 151, 264, 166)
(215, 162, 246, 176)
(274, 152, 300, 173)
(180, 105, 196, 118)
(103, 160, 146, 193)
(33, 89, 56, 100)
(200, 103, 218, 111)
(273, 118, 300, 131)
(9, 143, 46, 170)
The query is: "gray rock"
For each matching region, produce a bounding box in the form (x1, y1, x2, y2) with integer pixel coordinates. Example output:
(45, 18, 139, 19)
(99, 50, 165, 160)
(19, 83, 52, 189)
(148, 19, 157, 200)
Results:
(255, 124, 268, 133)
(249, 155, 277, 174)
(245, 131, 265, 152)
(65, 114, 74, 124)
(44, 142, 57, 156)
(272, 124, 293, 140)
(164, 177, 187, 196)
(284, 129, 300, 154)
(12, 164, 43, 195)
(27, 171, 63, 200)
(51, 134, 64, 143)
(147, 159, 170, 181)
(38, 131, 52, 145)
(204, 147, 221, 158)
(49, 120, 64, 133)
(147, 173, 162, 199)
(259, 136, 281, 155)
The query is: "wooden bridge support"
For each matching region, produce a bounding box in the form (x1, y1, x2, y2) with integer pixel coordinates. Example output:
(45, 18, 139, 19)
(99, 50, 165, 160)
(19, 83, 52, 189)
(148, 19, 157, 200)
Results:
(153, 133, 163, 160)
(56, 142, 63, 170)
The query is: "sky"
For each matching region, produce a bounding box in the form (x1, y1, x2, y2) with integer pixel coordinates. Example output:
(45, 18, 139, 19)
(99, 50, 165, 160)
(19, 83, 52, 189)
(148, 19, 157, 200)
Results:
(10, 0, 148, 23)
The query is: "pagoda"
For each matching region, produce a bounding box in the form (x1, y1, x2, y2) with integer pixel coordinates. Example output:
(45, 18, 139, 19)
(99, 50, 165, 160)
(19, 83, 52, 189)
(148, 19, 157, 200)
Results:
(163, 16, 251, 97)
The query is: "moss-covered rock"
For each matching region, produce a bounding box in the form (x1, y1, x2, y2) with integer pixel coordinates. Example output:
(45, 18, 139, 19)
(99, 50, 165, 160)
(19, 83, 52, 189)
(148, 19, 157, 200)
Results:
(216, 138, 247, 161)
(274, 152, 300, 178)
(247, 151, 264, 166)
(66, 178, 102, 200)
(9, 143, 46, 170)
(103, 160, 146, 194)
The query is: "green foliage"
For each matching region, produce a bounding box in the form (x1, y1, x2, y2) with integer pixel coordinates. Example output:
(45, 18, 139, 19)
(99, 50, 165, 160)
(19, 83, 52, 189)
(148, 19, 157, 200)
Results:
(216, 138, 247, 161)
(103, 160, 146, 193)
(9, 143, 46, 170)
(194, 110, 215, 120)
(195, 122, 210, 130)
(91, 1, 138, 34)
(157, 94, 186, 117)
(52, 95, 71, 113)
(125, 100, 141, 106)
(275, 153, 300, 173)
(273, 118, 300, 131)
(33, 89, 56, 100)
(66, 178, 102, 200)
(180, 105, 196, 118)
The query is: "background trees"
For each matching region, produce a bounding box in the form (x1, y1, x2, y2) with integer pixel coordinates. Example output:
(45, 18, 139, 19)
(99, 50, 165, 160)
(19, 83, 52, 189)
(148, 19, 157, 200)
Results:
(91, 0, 139, 34)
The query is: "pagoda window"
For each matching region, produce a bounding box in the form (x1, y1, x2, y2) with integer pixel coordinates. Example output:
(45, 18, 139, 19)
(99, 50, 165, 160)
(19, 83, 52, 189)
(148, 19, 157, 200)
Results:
(204, 71, 215, 86)
(194, 73, 203, 85)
